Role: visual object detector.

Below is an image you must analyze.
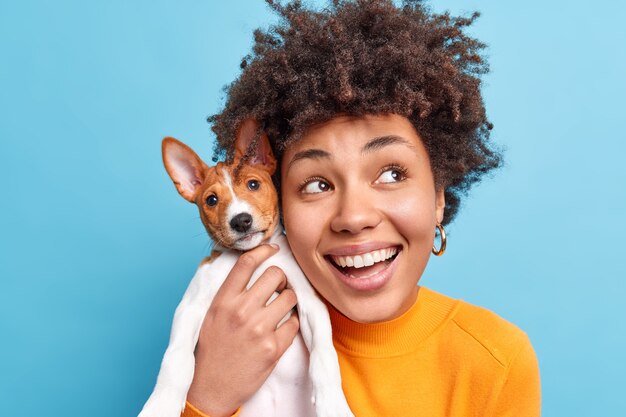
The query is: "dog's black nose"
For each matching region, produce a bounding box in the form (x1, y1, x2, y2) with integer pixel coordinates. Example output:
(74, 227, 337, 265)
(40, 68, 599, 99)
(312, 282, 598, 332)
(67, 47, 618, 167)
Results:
(230, 213, 253, 233)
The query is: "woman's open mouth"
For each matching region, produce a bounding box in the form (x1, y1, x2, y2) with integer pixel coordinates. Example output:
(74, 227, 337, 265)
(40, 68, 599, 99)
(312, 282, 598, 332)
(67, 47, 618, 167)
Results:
(325, 246, 401, 290)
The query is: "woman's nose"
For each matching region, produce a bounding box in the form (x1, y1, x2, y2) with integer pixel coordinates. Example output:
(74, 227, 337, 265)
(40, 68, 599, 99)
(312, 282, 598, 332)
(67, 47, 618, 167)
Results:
(330, 185, 382, 234)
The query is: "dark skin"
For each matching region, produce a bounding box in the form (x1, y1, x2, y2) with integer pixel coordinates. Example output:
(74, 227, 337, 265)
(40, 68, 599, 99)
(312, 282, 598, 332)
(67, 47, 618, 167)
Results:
(187, 113, 445, 415)
(189, 0, 503, 413)
(187, 244, 300, 417)
(210, 0, 501, 227)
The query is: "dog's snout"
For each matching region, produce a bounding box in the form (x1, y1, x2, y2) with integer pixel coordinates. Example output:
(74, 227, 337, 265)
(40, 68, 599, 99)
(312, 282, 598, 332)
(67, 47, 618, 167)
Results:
(230, 213, 253, 233)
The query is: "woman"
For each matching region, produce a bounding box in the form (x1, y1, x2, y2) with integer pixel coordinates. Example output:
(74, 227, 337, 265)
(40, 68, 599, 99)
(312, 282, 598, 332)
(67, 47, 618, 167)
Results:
(183, 1, 540, 416)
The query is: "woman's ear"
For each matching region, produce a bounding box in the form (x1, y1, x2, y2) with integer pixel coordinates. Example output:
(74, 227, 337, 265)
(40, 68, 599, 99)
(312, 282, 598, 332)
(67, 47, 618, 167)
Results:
(435, 189, 446, 225)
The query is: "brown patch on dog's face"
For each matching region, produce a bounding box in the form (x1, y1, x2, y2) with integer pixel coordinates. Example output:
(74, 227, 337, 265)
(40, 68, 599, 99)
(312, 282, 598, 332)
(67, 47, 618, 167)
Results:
(231, 163, 279, 239)
(193, 161, 278, 249)
(162, 120, 278, 250)
(193, 161, 231, 244)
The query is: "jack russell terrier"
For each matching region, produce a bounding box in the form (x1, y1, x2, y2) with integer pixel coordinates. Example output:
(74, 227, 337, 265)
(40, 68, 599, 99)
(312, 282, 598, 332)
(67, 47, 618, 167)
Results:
(138, 119, 354, 417)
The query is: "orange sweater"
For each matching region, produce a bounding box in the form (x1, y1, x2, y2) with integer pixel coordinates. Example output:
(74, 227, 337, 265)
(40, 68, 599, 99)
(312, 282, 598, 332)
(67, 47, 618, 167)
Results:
(183, 286, 541, 417)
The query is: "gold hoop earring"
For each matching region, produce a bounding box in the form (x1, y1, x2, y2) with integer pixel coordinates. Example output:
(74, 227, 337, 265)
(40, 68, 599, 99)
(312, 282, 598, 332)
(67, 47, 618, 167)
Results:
(432, 223, 446, 256)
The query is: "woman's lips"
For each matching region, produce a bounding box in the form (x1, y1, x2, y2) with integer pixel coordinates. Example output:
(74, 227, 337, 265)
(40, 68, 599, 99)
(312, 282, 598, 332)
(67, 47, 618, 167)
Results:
(325, 248, 401, 291)
(325, 241, 398, 256)
(330, 247, 398, 268)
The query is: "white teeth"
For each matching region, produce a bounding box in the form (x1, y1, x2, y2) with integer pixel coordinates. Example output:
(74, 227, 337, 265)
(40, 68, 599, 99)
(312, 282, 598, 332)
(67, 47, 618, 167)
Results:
(330, 247, 398, 269)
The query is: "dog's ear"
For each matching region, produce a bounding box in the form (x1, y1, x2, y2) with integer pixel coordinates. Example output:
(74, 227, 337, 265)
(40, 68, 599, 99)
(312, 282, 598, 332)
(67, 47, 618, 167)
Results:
(162, 137, 210, 202)
(234, 118, 276, 175)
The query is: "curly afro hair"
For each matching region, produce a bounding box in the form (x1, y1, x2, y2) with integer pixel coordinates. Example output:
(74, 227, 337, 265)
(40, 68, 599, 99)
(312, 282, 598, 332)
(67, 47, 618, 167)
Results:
(209, 0, 502, 225)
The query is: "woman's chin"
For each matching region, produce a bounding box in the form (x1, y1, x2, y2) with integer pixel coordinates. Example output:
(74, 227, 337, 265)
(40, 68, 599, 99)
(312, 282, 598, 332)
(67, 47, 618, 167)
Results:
(333, 287, 419, 324)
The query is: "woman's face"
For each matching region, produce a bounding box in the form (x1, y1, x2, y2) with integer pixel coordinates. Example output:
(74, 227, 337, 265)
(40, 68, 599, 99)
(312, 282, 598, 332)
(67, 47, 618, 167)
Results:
(281, 114, 445, 323)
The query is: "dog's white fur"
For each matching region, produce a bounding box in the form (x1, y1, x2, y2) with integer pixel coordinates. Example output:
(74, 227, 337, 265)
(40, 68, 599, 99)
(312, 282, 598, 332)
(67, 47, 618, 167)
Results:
(139, 230, 352, 417)
(139, 138, 353, 416)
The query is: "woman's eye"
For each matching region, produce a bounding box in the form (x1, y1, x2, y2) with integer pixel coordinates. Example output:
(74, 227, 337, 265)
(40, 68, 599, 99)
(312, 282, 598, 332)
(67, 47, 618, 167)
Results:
(376, 167, 407, 184)
(301, 179, 331, 194)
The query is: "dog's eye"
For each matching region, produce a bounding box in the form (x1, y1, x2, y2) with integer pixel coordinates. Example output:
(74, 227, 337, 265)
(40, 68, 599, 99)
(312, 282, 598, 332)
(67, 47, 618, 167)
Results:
(206, 194, 218, 207)
(247, 180, 260, 191)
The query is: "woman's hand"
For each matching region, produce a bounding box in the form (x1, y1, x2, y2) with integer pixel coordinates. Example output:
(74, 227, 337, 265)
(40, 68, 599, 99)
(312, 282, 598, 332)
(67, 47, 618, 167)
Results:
(186, 244, 300, 417)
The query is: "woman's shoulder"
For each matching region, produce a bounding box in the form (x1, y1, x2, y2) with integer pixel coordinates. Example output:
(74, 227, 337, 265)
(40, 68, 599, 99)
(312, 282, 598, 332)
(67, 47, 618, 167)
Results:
(419, 288, 541, 414)
(421, 286, 534, 368)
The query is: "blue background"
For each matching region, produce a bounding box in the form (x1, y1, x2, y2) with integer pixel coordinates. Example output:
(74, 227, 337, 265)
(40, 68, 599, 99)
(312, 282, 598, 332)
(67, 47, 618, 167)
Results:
(1, 0, 624, 415)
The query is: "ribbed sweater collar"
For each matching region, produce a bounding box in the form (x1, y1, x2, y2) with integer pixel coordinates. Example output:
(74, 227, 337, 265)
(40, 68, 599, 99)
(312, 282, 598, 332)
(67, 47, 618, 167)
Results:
(327, 286, 460, 358)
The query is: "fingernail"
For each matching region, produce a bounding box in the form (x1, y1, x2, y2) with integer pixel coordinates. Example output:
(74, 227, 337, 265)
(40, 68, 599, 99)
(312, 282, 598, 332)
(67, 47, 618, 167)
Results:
(269, 243, 279, 249)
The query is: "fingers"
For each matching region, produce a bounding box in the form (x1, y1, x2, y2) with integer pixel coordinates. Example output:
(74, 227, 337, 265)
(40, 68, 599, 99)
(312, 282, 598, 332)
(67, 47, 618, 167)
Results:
(218, 244, 278, 296)
(264, 288, 298, 326)
(246, 266, 288, 307)
(273, 313, 300, 359)
(212, 244, 297, 360)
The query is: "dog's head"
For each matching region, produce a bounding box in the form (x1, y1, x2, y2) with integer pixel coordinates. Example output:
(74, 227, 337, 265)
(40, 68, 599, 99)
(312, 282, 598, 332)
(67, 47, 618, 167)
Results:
(162, 119, 278, 251)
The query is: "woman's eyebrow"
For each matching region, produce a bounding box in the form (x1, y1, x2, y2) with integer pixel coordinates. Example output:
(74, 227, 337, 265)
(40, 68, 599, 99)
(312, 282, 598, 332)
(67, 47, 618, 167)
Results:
(362, 135, 416, 154)
(286, 135, 415, 173)
(287, 148, 331, 173)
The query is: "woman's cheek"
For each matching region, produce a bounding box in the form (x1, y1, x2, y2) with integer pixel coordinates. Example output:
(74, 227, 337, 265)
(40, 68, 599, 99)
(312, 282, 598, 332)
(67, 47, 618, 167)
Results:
(283, 200, 315, 261)
(390, 190, 435, 225)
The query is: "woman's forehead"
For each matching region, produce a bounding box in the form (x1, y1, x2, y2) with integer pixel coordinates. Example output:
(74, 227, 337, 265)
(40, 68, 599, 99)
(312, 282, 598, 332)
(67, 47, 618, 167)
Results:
(281, 113, 425, 157)
(279, 114, 433, 179)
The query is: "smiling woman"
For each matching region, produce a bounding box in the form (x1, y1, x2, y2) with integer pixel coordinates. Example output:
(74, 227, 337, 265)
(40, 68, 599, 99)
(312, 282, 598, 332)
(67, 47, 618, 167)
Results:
(282, 114, 444, 323)
(182, 1, 540, 417)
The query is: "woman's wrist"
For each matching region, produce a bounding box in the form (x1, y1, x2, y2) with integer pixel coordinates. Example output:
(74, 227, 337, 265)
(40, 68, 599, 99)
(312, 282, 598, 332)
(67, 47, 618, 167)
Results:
(186, 349, 241, 417)
(186, 383, 239, 417)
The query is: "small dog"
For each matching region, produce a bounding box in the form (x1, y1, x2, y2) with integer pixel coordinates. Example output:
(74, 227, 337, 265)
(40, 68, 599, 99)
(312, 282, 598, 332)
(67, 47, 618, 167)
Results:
(138, 119, 354, 417)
